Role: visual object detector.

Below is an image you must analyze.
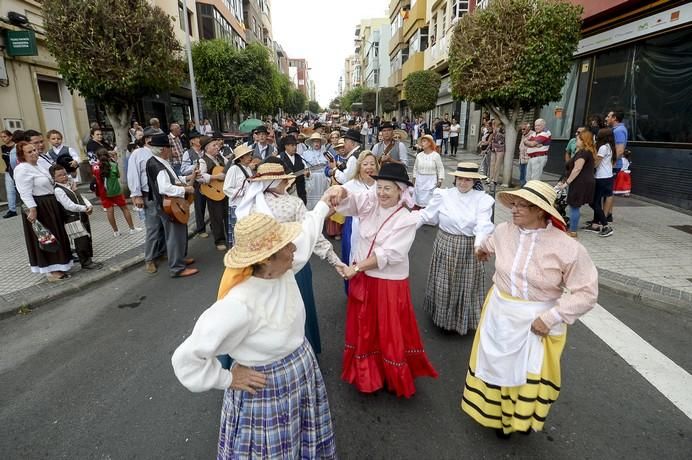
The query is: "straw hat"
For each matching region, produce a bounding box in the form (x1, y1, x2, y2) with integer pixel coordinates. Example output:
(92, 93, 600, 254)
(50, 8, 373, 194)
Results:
(334, 138, 345, 150)
(224, 213, 301, 268)
(418, 134, 435, 148)
(250, 162, 295, 182)
(449, 162, 486, 180)
(305, 132, 324, 148)
(232, 144, 253, 163)
(394, 128, 408, 141)
(497, 180, 565, 225)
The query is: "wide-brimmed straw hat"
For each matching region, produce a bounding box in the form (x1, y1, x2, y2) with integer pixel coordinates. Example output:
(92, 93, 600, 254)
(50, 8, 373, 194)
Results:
(224, 213, 301, 268)
(449, 162, 486, 180)
(232, 144, 253, 163)
(418, 134, 435, 147)
(250, 162, 295, 182)
(334, 138, 345, 150)
(394, 128, 408, 141)
(497, 180, 565, 225)
(305, 132, 324, 148)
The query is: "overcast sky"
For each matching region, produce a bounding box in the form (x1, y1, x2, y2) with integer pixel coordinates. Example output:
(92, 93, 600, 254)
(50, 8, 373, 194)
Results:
(272, 0, 389, 108)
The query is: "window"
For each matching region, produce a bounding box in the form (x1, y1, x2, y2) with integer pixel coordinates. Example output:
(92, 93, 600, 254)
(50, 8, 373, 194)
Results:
(476, 0, 490, 10)
(420, 26, 429, 51)
(430, 14, 437, 45)
(402, 45, 409, 64)
(373, 69, 380, 86)
(441, 6, 446, 36)
(452, 1, 469, 19)
(38, 79, 61, 103)
(539, 63, 578, 139)
(587, 27, 692, 144)
(178, 2, 193, 35)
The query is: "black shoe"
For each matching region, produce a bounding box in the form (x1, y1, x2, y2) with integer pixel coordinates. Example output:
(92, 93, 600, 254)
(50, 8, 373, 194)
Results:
(82, 261, 103, 270)
(599, 226, 614, 237)
(583, 224, 600, 233)
(607, 214, 613, 223)
(495, 429, 511, 439)
(3, 210, 17, 218)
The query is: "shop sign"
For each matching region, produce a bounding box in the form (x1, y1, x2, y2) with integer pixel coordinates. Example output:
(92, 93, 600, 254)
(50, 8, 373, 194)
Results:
(5, 30, 38, 57)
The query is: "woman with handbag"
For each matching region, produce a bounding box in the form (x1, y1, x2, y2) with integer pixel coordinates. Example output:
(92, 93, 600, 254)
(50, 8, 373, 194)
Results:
(13, 141, 73, 281)
(331, 162, 438, 398)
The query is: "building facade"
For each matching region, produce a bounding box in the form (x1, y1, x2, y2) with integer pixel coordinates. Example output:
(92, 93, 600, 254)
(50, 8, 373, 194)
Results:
(242, 0, 273, 49)
(355, 17, 391, 113)
(288, 58, 310, 97)
(342, 54, 359, 95)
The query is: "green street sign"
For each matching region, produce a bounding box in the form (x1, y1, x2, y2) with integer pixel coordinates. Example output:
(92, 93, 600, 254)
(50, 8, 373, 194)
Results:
(6, 30, 38, 57)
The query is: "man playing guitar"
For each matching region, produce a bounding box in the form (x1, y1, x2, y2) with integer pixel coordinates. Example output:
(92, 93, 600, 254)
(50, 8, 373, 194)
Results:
(197, 135, 229, 251)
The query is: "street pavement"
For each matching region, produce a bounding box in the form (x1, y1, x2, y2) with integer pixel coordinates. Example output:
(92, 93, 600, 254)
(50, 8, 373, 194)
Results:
(1, 149, 691, 316)
(0, 223, 691, 459)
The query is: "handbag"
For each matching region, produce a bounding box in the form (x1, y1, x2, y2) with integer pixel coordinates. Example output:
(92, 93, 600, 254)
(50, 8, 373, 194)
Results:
(64, 220, 90, 240)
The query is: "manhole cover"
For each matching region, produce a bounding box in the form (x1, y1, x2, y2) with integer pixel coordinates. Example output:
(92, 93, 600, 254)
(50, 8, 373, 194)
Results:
(671, 225, 692, 235)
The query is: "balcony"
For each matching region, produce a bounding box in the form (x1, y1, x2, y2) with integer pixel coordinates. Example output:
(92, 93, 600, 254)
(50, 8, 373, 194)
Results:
(402, 51, 424, 80)
(402, 0, 427, 39)
(388, 26, 405, 57)
(424, 33, 450, 70)
(389, 68, 403, 88)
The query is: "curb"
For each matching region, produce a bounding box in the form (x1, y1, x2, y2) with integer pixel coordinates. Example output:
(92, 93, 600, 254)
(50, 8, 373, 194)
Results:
(0, 223, 201, 321)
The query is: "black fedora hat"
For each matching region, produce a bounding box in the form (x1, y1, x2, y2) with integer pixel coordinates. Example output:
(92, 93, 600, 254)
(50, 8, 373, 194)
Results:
(343, 128, 362, 143)
(188, 129, 203, 139)
(254, 125, 268, 134)
(149, 133, 170, 148)
(281, 135, 297, 147)
(200, 135, 220, 150)
(287, 126, 299, 134)
(380, 121, 394, 130)
(371, 162, 413, 187)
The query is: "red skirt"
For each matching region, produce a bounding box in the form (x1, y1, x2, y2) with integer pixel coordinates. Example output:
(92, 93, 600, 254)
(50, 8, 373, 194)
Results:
(613, 171, 631, 195)
(342, 273, 438, 398)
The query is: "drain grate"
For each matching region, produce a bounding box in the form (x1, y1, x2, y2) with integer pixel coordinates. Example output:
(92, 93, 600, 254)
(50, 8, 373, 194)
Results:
(670, 225, 692, 235)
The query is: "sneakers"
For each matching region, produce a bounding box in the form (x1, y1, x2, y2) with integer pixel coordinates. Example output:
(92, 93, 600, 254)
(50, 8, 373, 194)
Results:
(583, 224, 600, 233)
(3, 210, 17, 218)
(599, 226, 614, 237)
(144, 261, 158, 274)
(567, 231, 578, 238)
(129, 227, 143, 235)
(607, 214, 613, 223)
(216, 244, 227, 252)
(113, 231, 121, 237)
(197, 232, 209, 239)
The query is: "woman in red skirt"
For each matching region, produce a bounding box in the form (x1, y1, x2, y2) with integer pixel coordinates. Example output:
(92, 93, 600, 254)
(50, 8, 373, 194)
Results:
(331, 162, 438, 398)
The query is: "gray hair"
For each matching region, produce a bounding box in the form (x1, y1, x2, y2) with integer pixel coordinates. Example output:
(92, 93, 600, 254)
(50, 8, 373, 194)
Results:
(535, 118, 546, 127)
(150, 146, 163, 157)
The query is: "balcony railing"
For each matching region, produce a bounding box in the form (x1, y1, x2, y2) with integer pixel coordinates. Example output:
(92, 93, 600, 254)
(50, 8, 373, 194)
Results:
(402, 51, 425, 80)
(424, 33, 450, 70)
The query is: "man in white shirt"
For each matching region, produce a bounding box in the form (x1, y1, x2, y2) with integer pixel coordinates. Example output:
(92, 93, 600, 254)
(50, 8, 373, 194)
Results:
(145, 134, 198, 277)
(333, 129, 363, 184)
(371, 122, 408, 167)
(128, 133, 167, 273)
(251, 125, 275, 160)
(197, 135, 229, 251)
(360, 119, 369, 146)
(180, 131, 207, 237)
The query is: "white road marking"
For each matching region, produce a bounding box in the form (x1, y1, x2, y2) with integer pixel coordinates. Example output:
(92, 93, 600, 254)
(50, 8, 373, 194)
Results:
(579, 304, 692, 420)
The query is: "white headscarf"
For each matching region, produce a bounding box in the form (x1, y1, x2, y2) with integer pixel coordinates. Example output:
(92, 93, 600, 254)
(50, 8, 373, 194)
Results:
(235, 179, 280, 219)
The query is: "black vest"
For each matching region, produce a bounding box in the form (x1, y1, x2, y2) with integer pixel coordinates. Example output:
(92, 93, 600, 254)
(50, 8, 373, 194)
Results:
(145, 157, 178, 209)
(54, 183, 86, 223)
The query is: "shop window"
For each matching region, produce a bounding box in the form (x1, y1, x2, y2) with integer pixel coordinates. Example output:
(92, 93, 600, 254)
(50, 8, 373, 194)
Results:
(539, 63, 578, 139)
(588, 27, 692, 144)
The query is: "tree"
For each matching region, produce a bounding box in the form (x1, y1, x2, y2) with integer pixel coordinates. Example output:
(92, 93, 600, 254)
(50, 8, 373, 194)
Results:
(449, 0, 582, 186)
(329, 97, 341, 110)
(405, 70, 442, 115)
(379, 87, 399, 114)
(43, 0, 184, 186)
(191, 39, 237, 114)
(362, 89, 377, 113)
(341, 86, 364, 112)
(285, 90, 307, 115)
(307, 100, 321, 114)
(273, 71, 293, 113)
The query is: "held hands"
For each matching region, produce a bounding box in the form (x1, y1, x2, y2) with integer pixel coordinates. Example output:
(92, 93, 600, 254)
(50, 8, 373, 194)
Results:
(229, 364, 267, 394)
(530, 317, 550, 337)
(132, 196, 145, 209)
(557, 181, 568, 190)
(475, 247, 490, 262)
(321, 185, 347, 208)
(86, 206, 93, 215)
(340, 264, 360, 280)
(184, 186, 195, 195)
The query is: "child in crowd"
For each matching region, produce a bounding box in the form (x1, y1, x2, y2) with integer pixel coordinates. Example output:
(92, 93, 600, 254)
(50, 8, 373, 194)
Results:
(50, 165, 102, 270)
(613, 150, 631, 196)
(92, 149, 141, 236)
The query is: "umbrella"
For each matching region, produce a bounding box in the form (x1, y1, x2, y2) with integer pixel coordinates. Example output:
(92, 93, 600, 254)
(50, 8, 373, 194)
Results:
(239, 118, 265, 133)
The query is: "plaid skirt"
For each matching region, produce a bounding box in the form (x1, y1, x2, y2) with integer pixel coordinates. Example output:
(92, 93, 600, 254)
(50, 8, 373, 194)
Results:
(424, 231, 485, 335)
(217, 341, 337, 459)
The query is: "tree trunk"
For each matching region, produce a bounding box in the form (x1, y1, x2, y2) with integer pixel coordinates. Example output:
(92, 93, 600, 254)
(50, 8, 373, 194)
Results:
(490, 107, 519, 187)
(105, 105, 132, 193)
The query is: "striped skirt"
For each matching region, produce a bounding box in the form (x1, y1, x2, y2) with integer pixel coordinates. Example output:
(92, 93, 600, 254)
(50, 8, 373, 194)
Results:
(217, 341, 337, 459)
(226, 205, 237, 247)
(461, 292, 566, 434)
(424, 231, 484, 335)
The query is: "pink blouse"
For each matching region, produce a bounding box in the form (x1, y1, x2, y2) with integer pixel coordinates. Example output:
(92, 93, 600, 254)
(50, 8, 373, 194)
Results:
(480, 221, 598, 328)
(337, 188, 419, 280)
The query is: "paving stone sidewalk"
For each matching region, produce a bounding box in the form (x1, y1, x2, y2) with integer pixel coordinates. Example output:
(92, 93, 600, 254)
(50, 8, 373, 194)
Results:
(429, 149, 692, 307)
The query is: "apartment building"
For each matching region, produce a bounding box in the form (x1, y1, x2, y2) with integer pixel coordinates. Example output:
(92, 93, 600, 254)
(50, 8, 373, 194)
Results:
(342, 54, 359, 95)
(288, 58, 310, 98)
(355, 18, 391, 92)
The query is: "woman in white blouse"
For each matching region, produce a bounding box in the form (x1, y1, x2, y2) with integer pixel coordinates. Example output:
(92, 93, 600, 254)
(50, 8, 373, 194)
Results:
(172, 195, 338, 459)
(418, 162, 494, 335)
(13, 141, 73, 280)
(412, 134, 445, 208)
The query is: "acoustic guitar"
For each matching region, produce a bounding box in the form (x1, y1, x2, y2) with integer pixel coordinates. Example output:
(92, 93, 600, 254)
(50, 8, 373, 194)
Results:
(163, 193, 194, 224)
(200, 165, 226, 201)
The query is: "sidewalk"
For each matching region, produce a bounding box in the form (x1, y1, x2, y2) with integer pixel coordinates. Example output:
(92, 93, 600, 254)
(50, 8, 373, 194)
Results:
(0, 188, 197, 317)
(427, 149, 692, 309)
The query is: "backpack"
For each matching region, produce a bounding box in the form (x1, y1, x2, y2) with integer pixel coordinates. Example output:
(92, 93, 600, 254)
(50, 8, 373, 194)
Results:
(105, 161, 122, 197)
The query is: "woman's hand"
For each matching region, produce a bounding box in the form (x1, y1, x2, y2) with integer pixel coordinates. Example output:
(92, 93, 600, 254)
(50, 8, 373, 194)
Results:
(27, 207, 37, 223)
(475, 248, 490, 262)
(530, 317, 550, 337)
(229, 364, 267, 394)
(557, 181, 568, 190)
(335, 264, 347, 278)
(321, 185, 346, 207)
(341, 264, 359, 280)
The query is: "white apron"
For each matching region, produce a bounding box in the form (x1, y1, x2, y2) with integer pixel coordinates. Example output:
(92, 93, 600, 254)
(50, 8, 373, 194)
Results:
(414, 174, 437, 207)
(475, 287, 565, 387)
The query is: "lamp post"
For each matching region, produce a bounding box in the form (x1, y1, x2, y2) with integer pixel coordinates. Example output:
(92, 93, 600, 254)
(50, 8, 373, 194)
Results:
(182, 0, 201, 130)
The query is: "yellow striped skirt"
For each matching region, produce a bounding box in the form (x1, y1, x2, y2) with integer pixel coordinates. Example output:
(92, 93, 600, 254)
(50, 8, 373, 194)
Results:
(461, 291, 567, 434)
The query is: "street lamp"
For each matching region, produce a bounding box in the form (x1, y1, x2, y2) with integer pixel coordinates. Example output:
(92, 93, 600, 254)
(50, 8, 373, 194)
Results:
(181, 0, 201, 129)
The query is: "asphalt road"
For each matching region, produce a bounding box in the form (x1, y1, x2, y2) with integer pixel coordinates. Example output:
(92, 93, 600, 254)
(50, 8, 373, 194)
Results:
(1, 226, 691, 459)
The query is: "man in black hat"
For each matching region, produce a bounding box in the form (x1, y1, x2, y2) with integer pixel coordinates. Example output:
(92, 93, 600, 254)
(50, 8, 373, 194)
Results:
(372, 121, 408, 166)
(180, 130, 207, 238)
(145, 133, 199, 277)
(251, 125, 275, 160)
(279, 135, 308, 204)
(128, 130, 167, 273)
(197, 134, 229, 251)
(332, 128, 363, 185)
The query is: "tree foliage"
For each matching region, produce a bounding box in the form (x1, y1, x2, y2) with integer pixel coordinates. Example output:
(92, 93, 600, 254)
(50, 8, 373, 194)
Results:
(379, 87, 399, 113)
(361, 89, 377, 113)
(43, 0, 184, 111)
(329, 97, 341, 110)
(307, 100, 321, 114)
(341, 86, 364, 112)
(404, 70, 442, 115)
(449, 0, 582, 111)
(285, 90, 307, 115)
